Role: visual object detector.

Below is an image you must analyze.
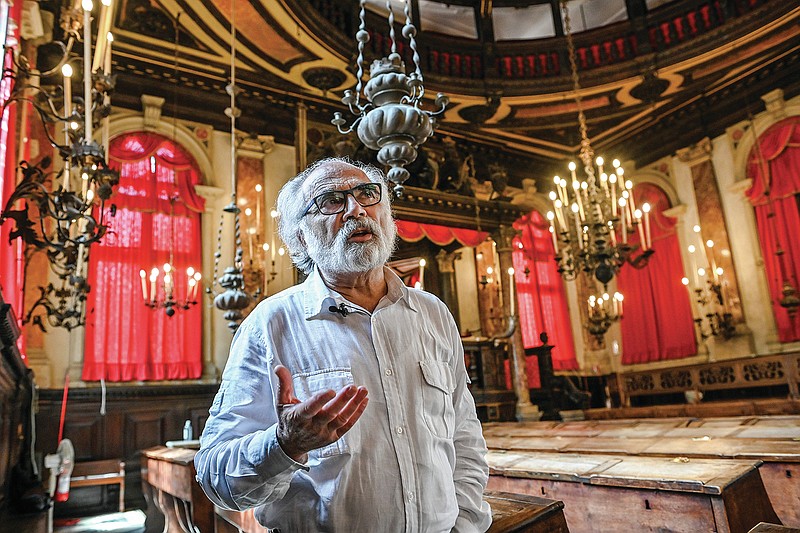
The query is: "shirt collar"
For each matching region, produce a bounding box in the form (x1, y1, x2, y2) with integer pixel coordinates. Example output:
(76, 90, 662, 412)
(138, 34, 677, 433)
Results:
(302, 265, 418, 319)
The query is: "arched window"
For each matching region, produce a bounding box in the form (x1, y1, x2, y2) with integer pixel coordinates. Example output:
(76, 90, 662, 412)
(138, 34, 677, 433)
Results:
(617, 182, 696, 364)
(513, 210, 578, 386)
(745, 116, 800, 342)
(83, 133, 205, 381)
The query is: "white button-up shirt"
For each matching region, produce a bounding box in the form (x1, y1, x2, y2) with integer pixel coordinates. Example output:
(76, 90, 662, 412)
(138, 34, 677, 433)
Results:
(195, 267, 492, 532)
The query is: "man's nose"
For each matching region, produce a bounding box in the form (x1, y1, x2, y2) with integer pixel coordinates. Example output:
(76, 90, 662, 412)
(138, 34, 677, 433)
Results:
(342, 193, 366, 220)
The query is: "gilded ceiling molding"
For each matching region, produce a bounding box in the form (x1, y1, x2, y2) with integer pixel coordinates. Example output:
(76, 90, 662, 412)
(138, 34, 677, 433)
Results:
(141, 95, 165, 130)
(676, 138, 713, 166)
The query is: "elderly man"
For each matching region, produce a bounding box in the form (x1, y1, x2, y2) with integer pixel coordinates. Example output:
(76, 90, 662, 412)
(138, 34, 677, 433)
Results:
(195, 157, 491, 532)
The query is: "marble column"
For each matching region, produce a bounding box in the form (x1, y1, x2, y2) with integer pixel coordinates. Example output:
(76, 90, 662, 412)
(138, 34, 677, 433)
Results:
(492, 225, 541, 421)
(436, 250, 461, 330)
(195, 184, 225, 380)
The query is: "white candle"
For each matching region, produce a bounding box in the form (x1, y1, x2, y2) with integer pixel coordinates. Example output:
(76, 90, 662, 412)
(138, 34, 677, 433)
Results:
(82, 0, 93, 143)
(687, 245, 698, 286)
(610, 174, 617, 216)
(62, 64, 73, 190)
(642, 203, 652, 250)
(149, 268, 158, 302)
(635, 209, 645, 249)
(706, 240, 718, 282)
(418, 258, 426, 290)
(608, 221, 617, 246)
(573, 180, 585, 221)
(103, 32, 113, 75)
(572, 203, 582, 249)
(255, 183, 262, 229)
(139, 270, 147, 300)
(619, 198, 627, 244)
(91, 0, 110, 73)
(550, 225, 559, 253)
(507, 267, 515, 316)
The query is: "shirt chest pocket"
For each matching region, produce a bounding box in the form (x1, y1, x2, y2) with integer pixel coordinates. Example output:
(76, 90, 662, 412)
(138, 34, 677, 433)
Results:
(291, 368, 356, 459)
(419, 361, 456, 439)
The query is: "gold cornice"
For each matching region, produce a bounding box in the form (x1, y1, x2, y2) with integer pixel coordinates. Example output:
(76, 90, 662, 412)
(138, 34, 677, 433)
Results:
(392, 186, 526, 231)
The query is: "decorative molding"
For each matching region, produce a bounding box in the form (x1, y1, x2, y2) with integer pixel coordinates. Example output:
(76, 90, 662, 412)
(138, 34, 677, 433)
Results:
(662, 204, 688, 219)
(141, 94, 165, 130)
(761, 88, 786, 119)
(195, 185, 225, 213)
(676, 137, 713, 166)
(238, 134, 276, 159)
(392, 186, 526, 231)
(729, 178, 753, 198)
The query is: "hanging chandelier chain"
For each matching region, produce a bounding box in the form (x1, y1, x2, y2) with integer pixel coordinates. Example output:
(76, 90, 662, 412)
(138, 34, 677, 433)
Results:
(354, 1, 367, 106)
(561, 1, 596, 190)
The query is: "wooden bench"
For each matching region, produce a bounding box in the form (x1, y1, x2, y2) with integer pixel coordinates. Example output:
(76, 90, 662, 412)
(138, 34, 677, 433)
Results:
(215, 491, 569, 533)
(487, 450, 779, 533)
(68, 459, 126, 512)
(482, 417, 800, 527)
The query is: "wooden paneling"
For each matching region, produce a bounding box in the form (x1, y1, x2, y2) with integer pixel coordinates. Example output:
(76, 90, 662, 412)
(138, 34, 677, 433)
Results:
(35, 384, 217, 515)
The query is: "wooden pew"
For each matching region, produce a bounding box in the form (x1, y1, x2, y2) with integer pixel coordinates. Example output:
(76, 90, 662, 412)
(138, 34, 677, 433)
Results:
(482, 417, 800, 527)
(487, 450, 779, 533)
(143, 446, 571, 533)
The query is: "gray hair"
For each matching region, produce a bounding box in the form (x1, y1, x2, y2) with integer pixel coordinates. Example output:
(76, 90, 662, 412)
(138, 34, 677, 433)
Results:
(276, 157, 390, 274)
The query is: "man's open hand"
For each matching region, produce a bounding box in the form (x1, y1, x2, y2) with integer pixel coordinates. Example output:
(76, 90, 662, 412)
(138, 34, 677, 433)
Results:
(274, 365, 369, 462)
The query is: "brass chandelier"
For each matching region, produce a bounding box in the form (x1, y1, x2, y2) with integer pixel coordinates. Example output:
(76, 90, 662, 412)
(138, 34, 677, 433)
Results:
(332, 0, 448, 197)
(547, 1, 653, 286)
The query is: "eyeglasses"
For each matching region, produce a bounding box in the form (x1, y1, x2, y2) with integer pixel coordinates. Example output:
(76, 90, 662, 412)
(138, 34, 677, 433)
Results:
(302, 183, 383, 216)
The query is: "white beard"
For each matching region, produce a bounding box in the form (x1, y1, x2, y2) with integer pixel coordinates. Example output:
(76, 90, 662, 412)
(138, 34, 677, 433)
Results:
(303, 210, 397, 274)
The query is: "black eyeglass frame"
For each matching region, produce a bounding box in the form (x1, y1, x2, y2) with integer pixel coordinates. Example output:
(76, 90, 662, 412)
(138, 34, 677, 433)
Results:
(301, 183, 383, 217)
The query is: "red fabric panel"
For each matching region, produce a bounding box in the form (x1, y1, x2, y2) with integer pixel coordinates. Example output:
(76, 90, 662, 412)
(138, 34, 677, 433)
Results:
(512, 211, 578, 378)
(753, 198, 800, 341)
(745, 117, 800, 341)
(395, 220, 488, 247)
(83, 134, 203, 381)
(0, 1, 23, 351)
(746, 118, 800, 203)
(108, 133, 206, 214)
(618, 183, 696, 364)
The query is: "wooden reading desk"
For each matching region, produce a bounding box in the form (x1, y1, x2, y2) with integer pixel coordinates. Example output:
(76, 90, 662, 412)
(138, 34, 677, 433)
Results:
(487, 450, 779, 533)
(142, 446, 570, 533)
(482, 417, 800, 527)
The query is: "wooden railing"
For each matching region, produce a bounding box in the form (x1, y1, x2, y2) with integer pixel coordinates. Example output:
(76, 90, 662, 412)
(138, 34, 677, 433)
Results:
(615, 352, 800, 407)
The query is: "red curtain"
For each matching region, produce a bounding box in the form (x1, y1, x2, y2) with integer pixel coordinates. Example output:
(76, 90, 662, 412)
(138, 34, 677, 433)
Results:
(395, 220, 488, 247)
(617, 183, 696, 364)
(512, 210, 578, 387)
(0, 1, 23, 354)
(83, 133, 204, 381)
(745, 116, 800, 341)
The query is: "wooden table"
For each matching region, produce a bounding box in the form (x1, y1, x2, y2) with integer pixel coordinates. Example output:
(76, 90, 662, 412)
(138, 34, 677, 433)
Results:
(144, 447, 570, 532)
(483, 418, 800, 527)
(487, 450, 779, 533)
(141, 446, 213, 533)
(215, 490, 569, 533)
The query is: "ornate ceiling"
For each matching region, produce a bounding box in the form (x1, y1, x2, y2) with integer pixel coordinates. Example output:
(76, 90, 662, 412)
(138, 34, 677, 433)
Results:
(100, 0, 799, 189)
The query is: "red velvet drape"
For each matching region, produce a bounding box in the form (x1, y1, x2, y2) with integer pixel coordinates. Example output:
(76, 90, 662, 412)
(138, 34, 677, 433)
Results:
(512, 210, 578, 387)
(83, 133, 204, 381)
(395, 220, 488, 247)
(617, 183, 696, 364)
(0, 1, 23, 353)
(745, 116, 800, 341)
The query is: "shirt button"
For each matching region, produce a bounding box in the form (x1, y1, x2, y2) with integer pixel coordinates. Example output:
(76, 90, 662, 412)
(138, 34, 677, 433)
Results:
(396, 426, 404, 434)
(385, 369, 393, 376)
(407, 492, 415, 501)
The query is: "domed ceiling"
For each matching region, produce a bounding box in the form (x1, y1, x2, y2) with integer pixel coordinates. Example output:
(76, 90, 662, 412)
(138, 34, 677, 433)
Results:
(101, 0, 798, 188)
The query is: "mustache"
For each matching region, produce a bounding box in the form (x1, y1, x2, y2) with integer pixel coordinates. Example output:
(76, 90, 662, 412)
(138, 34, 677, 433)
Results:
(340, 217, 381, 239)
